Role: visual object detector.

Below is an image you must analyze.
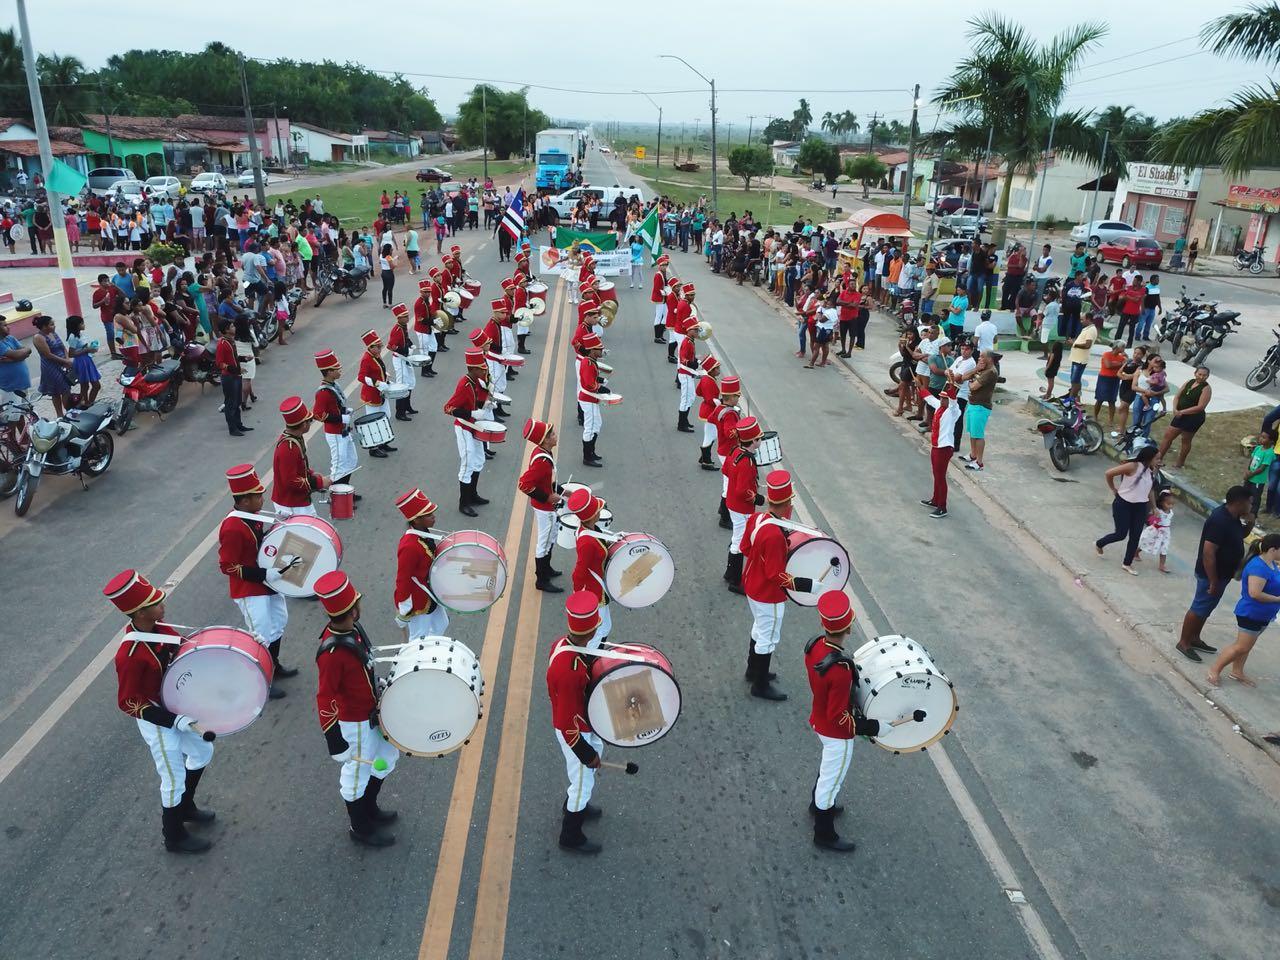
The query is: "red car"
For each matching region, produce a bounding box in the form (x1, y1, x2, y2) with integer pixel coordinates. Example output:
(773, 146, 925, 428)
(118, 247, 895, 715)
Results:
(1098, 236, 1162, 268)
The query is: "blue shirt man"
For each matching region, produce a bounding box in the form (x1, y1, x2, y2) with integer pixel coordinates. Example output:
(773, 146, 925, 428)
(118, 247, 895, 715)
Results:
(0, 315, 33, 396)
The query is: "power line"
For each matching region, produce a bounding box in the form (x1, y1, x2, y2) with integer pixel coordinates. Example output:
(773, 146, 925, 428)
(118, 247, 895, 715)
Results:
(1072, 34, 1201, 76)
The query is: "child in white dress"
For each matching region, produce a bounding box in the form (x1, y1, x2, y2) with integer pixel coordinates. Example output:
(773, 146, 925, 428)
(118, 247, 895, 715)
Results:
(1137, 489, 1174, 573)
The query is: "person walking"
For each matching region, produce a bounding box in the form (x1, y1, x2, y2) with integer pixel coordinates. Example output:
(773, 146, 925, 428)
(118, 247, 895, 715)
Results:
(1176, 486, 1254, 662)
(1207, 533, 1280, 687)
(1094, 445, 1159, 575)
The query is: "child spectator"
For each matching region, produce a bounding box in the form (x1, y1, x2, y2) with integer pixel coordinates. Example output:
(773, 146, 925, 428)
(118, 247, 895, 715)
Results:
(65, 314, 101, 408)
(1138, 488, 1175, 573)
(1246, 429, 1276, 516)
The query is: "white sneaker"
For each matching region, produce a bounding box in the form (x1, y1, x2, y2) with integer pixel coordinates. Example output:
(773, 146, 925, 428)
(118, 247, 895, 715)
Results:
(958, 454, 973, 463)
(218, 403, 225, 412)
(964, 461, 983, 471)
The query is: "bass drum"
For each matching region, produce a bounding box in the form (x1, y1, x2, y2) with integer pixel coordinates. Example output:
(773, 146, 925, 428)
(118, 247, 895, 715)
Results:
(378, 637, 484, 757)
(429, 529, 508, 613)
(586, 642, 681, 747)
(850, 635, 957, 754)
(258, 516, 343, 598)
(783, 529, 850, 606)
(604, 533, 675, 609)
(161, 627, 274, 736)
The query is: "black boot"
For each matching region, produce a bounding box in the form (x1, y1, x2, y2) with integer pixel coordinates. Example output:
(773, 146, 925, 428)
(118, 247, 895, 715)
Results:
(405, 395, 419, 414)
(162, 805, 211, 854)
(470, 472, 490, 505)
(677, 410, 695, 433)
(558, 805, 602, 854)
(535, 554, 564, 593)
(459, 481, 478, 518)
(395, 398, 411, 422)
(718, 497, 732, 529)
(381, 441, 397, 453)
(744, 642, 778, 681)
(813, 807, 856, 852)
(654, 325, 666, 344)
(493, 403, 509, 421)
(750, 653, 787, 701)
(268, 639, 299, 677)
(370, 446, 389, 459)
(423, 356, 437, 378)
(518, 333, 531, 355)
(699, 445, 716, 470)
(667, 341, 677, 363)
(364, 775, 398, 824)
(179, 767, 216, 823)
(725, 553, 745, 595)
(508, 367, 519, 379)
(484, 444, 495, 460)
(809, 800, 845, 817)
(346, 798, 394, 848)
(436, 332, 450, 352)
(583, 439, 603, 467)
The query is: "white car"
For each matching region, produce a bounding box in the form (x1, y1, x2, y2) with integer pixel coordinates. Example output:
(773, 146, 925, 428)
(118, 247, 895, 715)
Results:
(236, 169, 270, 187)
(107, 179, 146, 204)
(599, 146, 612, 154)
(1071, 219, 1151, 248)
(188, 172, 227, 194)
(145, 176, 182, 199)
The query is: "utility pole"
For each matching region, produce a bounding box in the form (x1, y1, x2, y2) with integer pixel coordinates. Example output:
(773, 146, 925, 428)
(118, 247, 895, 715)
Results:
(866, 112, 881, 153)
(272, 102, 285, 166)
(635, 90, 663, 174)
(709, 78, 718, 214)
(99, 83, 117, 164)
(1027, 113, 1058, 256)
(1086, 129, 1110, 237)
(16, 0, 80, 314)
(901, 85, 920, 221)
(237, 55, 267, 208)
(481, 85, 489, 181)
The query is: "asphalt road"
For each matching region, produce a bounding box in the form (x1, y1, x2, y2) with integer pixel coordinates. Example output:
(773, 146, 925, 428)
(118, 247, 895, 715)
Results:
(0, 148, 1277, 960)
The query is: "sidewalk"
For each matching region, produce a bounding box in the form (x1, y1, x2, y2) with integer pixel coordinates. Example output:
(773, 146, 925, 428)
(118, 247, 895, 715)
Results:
(741, 277, 1280, 760)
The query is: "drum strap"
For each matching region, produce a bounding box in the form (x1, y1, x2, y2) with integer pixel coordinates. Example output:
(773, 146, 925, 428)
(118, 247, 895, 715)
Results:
(322, 381, 349, 415)
(814, 649, 855, 678)
(317, 626, 375, 675)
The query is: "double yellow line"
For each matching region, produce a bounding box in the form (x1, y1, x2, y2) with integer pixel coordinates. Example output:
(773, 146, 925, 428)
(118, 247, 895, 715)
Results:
(419, 276, 572, 960)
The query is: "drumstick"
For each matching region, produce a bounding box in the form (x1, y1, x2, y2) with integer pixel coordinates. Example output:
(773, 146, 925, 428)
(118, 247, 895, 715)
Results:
(816, 556, 842, 584)
(188, 722, 217, 743)
(350, 757, 390, 771)
(889, 710, 928, 727)
(599, 760, 639, 775)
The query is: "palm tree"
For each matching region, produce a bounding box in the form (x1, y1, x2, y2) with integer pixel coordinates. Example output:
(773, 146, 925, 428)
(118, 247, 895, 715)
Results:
(36, 53, 88, 125)
(1152, 3, 1280, 174)
(821, 111, 837, 137)
(933, 13, 1108, 244)
(839, 110, 860, 138)
(791, 98, 813, 139)
(0, 28, 29, 120)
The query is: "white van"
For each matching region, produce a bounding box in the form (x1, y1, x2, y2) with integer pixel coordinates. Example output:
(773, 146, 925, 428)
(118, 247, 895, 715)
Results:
(548, 184, 646, 219)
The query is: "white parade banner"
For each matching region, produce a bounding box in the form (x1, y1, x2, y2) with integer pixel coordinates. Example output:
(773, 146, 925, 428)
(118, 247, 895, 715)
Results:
(537, 246, 633, 277)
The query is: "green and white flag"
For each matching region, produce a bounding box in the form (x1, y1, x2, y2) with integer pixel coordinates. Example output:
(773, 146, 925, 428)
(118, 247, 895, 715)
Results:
(634, 206, 662, 256)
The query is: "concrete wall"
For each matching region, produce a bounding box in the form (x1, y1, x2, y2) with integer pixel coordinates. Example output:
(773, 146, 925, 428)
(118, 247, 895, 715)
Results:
(1004, 156, 1111, 225)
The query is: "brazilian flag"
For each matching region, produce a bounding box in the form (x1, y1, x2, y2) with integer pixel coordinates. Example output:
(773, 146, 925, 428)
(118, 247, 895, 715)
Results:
(553, 228, 617, 252)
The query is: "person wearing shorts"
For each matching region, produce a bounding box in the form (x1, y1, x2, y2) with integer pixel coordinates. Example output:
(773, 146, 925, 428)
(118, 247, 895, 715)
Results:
(1158, 365, 1212, 470)
(1177, 488, 1253, 662)
(958, 350, 997, 470)
(1208, 533, 1280, 686)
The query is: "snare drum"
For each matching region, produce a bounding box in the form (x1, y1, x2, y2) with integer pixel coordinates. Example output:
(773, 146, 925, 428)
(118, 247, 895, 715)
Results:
(556, 506, 614, 550)
(490, 391, 512, 404)
(596, 280, 618, 305)
(494, 353, 525, 368)
(604, 533, 675, 609)
(527, 281, 549, 297)
(754, 431, 783, 466)
(161, 626, 273, 736)
(378, 637, 484, 757)
(469, 420, 506, 443)
(594, 392, 623, 406)
(383, 382, 411, 400)
(597, 361, 614, 375)
(458, 288, 475, 308)
(851, 635, 956, 754)
(586, 642, 681, 747)
(429, 530, 509, 613)
(783, 529, 850, 606)
(258, 516, 343, 598)
(353, 411, 395, 449)
(463, 279, 483, 297)
(406, 353, 432, 367)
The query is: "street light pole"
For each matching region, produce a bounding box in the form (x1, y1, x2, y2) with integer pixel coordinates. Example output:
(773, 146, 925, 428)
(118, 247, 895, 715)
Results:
(660, 54, 717, 214)
(273, 102, 286, 166)
(635, 90, 663, 174)
(481, 85, 489, 181)
(901, 84, 921, 222)
(237, 55, 267, 208)
(1027, 113, 1058, 257)
(1086, 129, 1110, 238)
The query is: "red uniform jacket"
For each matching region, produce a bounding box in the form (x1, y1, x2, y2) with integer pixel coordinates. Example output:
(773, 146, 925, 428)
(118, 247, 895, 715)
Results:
(742, 513, 790, 603)
(218, 514, 273, 600)
(806, 636, 855, 739)
(115, 624, 181, 727)
(697, 375, 720, 421)
(394, 531, 437, 617)
(272, 433, 324, 507)
(678, 335, 697, 371)
(650, 269, 668, 304)
(578, 263, 595, 285)
(215, 335, 241, 376)
(569, 320, 594, 354)
(725, 447, 759, 515)
(387, 321, 410, 357)
(670, 299, 693, 335)
(572, 526, 608, 607)
(547, 637, 594, 748)
(577, 357, 601, 403)
(482, 318, 502, 351)
(313, 382, 349, 436)
(358, 350, 387, 405)
(444, 374, 489, 428)
(447, 258, 462, 283)
(519, 449, 557, 511)
(712, 404, 741, 458)
(315, 624, 377, 732)
(664, 290, 681, 329)
(511, 285, 528, 311)
(413, 296, 432, 333)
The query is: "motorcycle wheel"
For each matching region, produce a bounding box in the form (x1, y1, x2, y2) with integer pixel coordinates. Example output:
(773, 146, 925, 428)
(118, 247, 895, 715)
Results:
(14, 469, 38, 517)
(261, 313, 279, 342)
(314, 285, 330, 307)
(1191, 347, 1211, 367)
(1250, 260, 1265, 275)
(83, 432, 114, 477)
(1049, 438, 1071, 472)
(349, 277, 368, 299)
(889, 360, 906, 384)
(1080, 418, 1104, 454)
(116, 397, 135, 436)
(158, 383, 180, 415)
(1246, 360, 1277, 391)
(1181, 343, 1197, 365)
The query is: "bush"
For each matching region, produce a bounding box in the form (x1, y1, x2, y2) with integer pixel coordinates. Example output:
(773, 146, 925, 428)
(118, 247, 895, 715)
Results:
(143, 241, 187, 266)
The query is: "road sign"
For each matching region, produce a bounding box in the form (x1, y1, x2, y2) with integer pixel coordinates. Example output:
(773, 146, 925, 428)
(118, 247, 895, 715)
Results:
(634, 146, 646, 160)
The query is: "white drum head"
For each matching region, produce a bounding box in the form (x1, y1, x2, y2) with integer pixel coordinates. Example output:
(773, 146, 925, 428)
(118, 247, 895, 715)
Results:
(785, 535, 850, 606)
(605, 535, 675, 609)
(380, 639, 483, 756)
(853, 635, 956, 753)
(430, 538, 508, 613)
(161, 647, 268, 736)
(259, 520, 341, 598)
(587, 665, 681, 747)
(384, 382, 411, 399)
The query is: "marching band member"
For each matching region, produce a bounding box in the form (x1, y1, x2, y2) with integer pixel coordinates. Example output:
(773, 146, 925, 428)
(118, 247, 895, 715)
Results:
(511, 274, 534, 355)
(518, 417, 565, 593)
(411, 278, 439, 378)
(387, 303, 417, 422)
(357, 329, 397, 458)
(514, 249, 532, 280)
(710, 375, 743, 529)
(676, 327, 700, 433)
(578, 251, 596, 293)
(312, 349, 360, 492)
(664, 276, 683, 364)
(104, 569, 217, 854)
(313, 570, 400, 848)
(696, 354, 722, 469)
(564, 243, 581, 304)
(570, 304, 601, 429)
(723, 414, 764, 594)
(428, 267, 452, 351)
(482, 301, 512, 412)
(219, 463, 298, 699)
(740, 469, 813, 702)
(393, 487, 449, 639)
(497, 294, 518, 379)
(271, 396, 327, 516)
(566, 486, 610, 647)
(576, 331, 606, 467)
(547, 590, 606, 854)
(443, 346, 492, 518)
(651, 253, 671, 343)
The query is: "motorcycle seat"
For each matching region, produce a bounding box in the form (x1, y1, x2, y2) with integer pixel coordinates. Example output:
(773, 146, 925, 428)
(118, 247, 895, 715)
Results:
(144, 359, 180, 383)
(72, 402, 114, 437)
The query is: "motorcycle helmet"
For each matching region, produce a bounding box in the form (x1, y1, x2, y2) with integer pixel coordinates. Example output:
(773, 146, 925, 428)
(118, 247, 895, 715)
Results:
(16, 298, 32, 312)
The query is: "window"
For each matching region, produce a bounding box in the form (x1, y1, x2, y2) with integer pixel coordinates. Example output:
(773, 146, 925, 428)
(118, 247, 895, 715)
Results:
(1102, 221, 1132, 232)
(538, 153, 567, 164)
(1162, 207, 1185, 235)
(1138, 204, 1162, 235)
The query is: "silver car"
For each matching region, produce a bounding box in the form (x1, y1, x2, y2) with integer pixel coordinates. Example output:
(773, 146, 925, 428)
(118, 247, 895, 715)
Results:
(145, 176, 182, 199)
(1070, 219, 1151, 248)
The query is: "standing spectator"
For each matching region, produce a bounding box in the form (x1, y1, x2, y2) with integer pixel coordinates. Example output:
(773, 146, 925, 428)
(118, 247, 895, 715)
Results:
(1002, 243, 1027, 309)
(1014, 278, 1038, 337)
(1157, 366, 1212, 468)
(91, 274, 123, 359)
(948, 338, 977, 447)
(0, 314, 32, 402)
(1207, 532, 1280, 687)
(921, 384, 961, 519)
(628, 235, 645, 289)
(924, 338, 954, 431)
(1093, 340, 1127, 430)
(909, 324, 942, 423)
(1060, 271, 1086, 339)
(65, 314, 101, 408)
(919, 263, 940, 320)
(32, 314, 74, 417)
(214, 317, 248, 437)
(1113, 345, 1148, 434)
(945, 285, 969, 342)
(1094, 445, 1159, 575)
(1031, 243, 1053, 296)
(1245, 429, 1275, 516)
(379, 244, 396, 308)
(1176, 486, 1254, 661)
(1137, 489, 1176, 573)
(959, 349, 999, 471)
(1137, 273, 1162, 342)
(1114, 274, 1144, 347)
(1067, 316, 1099, 399)
(795, 281, 820, 359)
(973, 309, 998, 355)
(1186, 237, 1200, 273)
(1130, 354, 1168, 437)
(893, 326, 920, 417)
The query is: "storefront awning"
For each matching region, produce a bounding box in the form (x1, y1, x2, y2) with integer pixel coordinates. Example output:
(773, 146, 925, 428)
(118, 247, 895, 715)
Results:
(1077, 173, 1118, 191)
(830, 207, 914, 239)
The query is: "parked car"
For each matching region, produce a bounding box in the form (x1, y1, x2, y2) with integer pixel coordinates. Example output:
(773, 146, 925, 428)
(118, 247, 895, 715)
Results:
(107, 179, 147, 205)
(548, 184, 646, 219)
(599, 145, 612, 154)
(926, 194, 967, 216)
(1097, 235, 1163, 268)
(236, 169, 270, 187)
(145, 176, 182, 199)
(87, 166, 138, 195)
(415, 166, 453, 183)
(188, 171, 227, 194)
(1070, 219, 1151, 247)
(939, 207, 990, 238)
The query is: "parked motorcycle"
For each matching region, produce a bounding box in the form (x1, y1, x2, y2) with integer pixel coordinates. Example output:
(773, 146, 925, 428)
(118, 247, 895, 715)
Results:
(172, 329, 220, 387)
(1035, 395, 1104, 471)
(1180, 307, 1241, 367)
(1154, 287, 1204, 353)
(1246, 327, 1280, 391)
(1235, 245, 1268, 276)
(13, 401, 117, 516)
(116, 357, 183, 435)
(314, 266, 368, 307)
(0, 396, 37, 498)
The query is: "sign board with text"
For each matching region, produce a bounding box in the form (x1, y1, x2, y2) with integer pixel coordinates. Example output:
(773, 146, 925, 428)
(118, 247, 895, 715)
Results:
(1225, 184, 1280, 214)
(634, 146, 646, 160)
(1125, 163, 1201, 199)
(537, 246, 632, 277)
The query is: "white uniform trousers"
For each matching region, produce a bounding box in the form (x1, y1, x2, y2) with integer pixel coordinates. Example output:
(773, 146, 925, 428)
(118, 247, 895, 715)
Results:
(234, 593, 288, 646)
(567, 276, 579, 303)
(678, 373, 696, 412)
(324, 431, 359, 481)
(813, 733, 854, 811)
(487, 358, 508, 395)
(702, 419, 717, 447)
(654, 302, 667, 327)
(588, 603, 612, 649)
(534, 508, 557, 558)
(136, 719, 215, 808)
(392, 354, 417, 390)
(415, 329, 437, 358)
(580, 401, 602, 442)
(365, 398, 392, 422)
(556, 730, 603, 812)
(500, 327, 516, 356)
(728, 509, 749, 554)
(454, 423, 486, 480)
(271, 502, 317, 518)
(747, 596, 785, 655)
(335, 720, 399, 801)
(398, 605, 450, 639)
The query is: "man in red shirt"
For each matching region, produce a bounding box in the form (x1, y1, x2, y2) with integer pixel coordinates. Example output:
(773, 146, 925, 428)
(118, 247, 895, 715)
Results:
(271, 396, 327, 516)
(91, 272, 123, 359)
(695, 354, 722, 469)
(724, 415, 765, 594)
(567, 486, 611, 646)
(214, 318, 249, 436)
(312, 348, 359, 490)
(1115, 275, 1145, 347)
(443, 346, 492, 517)
(547, 590, 606, 854)
(314, 570, 399, 848)
(710, 376, 743, 528)
(393, 487, 448, 639)
(518, 417, 564, 592)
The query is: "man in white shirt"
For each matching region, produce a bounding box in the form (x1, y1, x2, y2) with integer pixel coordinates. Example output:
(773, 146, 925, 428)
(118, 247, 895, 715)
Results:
(974, 309, 998, 353)
(948, 339, 978, 448)
(312, 195, 325, 216)
(1033, 243, 1053, 297)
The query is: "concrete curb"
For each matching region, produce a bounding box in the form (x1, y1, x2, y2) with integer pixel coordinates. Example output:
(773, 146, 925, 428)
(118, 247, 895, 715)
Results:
(739, 277, 1279, 762)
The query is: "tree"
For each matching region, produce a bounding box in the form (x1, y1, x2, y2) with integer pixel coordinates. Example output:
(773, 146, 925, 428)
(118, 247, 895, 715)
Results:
(797, 136, 840, 182)
(790, 98, 813, 139)
(1092, 104, 1159, 167)
(1152, 3, 1280, 175)
(844, 154, 887, 199)
(932, 14, 1107, 244)
(820, 111, 838, 137)
(728, 144, 773, 190)
(455, 85, 547, 160)
(760, 117, 792, 144)
(37, 53, 89, 125)
(838, 110, 860, 138)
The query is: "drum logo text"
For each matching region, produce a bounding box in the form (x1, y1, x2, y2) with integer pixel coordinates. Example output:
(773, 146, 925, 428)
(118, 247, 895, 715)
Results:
(429, 729, 452, 742)
(636, 726, 662, 741)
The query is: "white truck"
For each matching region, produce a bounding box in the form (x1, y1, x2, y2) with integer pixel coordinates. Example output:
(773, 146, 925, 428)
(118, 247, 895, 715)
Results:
(535, 129, 582, 192)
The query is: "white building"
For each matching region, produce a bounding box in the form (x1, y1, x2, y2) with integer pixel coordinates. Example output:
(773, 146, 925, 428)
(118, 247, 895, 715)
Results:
(291, 122, 366, 163)
(1002, 152, 1113, 226)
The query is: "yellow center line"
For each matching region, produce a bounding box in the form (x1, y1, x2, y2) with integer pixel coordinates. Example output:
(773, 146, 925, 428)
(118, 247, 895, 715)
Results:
(465, 273, 574, 960)
(417, 278, 569, 960)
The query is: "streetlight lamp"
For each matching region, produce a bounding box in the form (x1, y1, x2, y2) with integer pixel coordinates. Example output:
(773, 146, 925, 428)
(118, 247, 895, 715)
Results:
(634, 90, 662, 174)
(659, 54, 717, 214)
